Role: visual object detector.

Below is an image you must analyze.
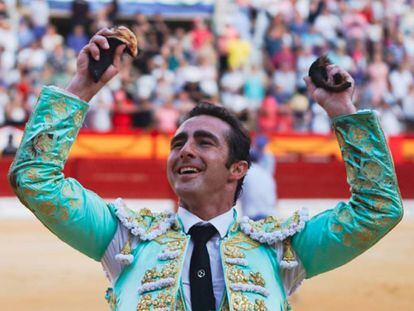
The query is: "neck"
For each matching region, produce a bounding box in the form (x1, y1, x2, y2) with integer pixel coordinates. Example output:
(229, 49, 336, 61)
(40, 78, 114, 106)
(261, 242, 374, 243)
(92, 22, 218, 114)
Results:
(179, 196, 233, 220)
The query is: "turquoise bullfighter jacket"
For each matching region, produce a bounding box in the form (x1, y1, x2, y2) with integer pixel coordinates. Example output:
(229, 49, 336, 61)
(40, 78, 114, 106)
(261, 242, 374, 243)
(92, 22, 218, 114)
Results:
(8, 86, 403, 310)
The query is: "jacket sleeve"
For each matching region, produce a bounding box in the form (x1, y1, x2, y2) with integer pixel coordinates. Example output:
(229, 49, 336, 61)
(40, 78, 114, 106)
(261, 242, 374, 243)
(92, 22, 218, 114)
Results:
(8, 86, 118, 261)
(291, 110, 403, 278)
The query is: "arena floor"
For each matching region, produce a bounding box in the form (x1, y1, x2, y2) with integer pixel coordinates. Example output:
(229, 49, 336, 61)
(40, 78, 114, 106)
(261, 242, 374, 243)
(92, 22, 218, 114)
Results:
(1, 198, 413, 311)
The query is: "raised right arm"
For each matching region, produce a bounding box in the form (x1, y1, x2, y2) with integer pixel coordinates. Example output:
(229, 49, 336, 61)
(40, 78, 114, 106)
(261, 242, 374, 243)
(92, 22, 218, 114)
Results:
(8, 28, 128, 261)
(8, 86, 118, 261)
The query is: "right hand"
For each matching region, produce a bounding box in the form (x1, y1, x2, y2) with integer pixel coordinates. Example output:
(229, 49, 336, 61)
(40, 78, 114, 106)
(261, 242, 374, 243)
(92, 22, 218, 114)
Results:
(304, 64, 357, 119)
(66, 28, 126, 102)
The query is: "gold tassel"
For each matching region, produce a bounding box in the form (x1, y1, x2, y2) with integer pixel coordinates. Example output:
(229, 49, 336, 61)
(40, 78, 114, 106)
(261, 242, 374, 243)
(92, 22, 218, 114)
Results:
(121, 240, 132, 255)
(282, 238, 295, 263)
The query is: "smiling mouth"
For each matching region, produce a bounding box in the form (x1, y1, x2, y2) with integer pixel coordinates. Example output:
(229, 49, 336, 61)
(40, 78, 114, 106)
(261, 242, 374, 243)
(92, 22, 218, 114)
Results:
(178, 166, 201, 175)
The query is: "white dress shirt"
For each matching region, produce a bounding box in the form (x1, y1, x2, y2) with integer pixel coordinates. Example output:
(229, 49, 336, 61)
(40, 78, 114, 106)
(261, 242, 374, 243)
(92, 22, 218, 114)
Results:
(102, 204, 305, 310)
(178, 206, 234, 309)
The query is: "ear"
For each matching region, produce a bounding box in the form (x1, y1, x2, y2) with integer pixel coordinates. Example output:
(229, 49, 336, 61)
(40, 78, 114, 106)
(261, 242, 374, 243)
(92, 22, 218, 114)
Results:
(228, 160, 249, 182)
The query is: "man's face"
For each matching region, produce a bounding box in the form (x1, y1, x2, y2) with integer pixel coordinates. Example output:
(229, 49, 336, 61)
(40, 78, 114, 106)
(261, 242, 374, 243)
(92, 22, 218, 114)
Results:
(167, 115, 232, 202)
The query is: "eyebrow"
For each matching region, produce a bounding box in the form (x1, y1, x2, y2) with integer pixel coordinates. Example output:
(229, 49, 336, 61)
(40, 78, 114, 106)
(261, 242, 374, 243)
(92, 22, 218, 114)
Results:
(193, 130, 220, 144)
(170, 130, 220, 147)
(170, 132, 188, 147)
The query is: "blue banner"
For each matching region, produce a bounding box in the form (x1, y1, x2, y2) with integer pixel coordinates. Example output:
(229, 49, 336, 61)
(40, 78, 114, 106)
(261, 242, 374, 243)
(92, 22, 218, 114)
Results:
(22, 0, 214, 17)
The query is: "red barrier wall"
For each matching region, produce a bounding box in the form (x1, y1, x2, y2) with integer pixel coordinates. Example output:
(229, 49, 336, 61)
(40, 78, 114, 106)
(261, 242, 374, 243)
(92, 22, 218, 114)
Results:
(1, 158, 413, 199)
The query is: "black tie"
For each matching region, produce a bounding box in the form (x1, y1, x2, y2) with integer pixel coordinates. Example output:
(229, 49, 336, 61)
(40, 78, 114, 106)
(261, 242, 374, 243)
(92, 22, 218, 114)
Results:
(189, 224, 217, 311)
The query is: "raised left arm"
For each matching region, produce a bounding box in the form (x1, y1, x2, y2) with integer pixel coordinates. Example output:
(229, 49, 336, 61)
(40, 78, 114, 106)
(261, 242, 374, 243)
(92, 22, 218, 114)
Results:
(292, 110, 403, 278)
(293, 65, 403, 278)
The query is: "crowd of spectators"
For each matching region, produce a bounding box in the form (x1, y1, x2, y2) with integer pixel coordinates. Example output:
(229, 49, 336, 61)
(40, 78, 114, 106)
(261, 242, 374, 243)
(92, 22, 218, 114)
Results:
(1, 0, 414, 138)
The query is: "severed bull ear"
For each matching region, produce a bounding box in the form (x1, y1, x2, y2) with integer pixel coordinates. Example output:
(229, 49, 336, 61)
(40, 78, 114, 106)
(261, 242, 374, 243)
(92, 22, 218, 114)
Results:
(88, 26, 139, 82)
(308, 55, 352, 92)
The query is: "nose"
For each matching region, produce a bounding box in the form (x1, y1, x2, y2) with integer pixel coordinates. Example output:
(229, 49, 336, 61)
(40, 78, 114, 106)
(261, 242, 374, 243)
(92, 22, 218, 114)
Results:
(179, 140, 196, 160)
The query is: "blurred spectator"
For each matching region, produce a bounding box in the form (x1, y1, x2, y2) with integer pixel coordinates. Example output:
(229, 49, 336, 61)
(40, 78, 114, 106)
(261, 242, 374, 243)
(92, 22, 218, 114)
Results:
(379, 99, 403, 136)
(264, 14, 286, 58)
(5, 88, 28, 126)
(272, 61, 296, 104)
(296, 44, 316, 89)
(87, 86, 114, 132)
(0, 0, 7, 19)
(29, 0, 50, 39)
(244, 64, 267, 110)
(42, 24, 64, 52)
(2, 133, 17, 156)
(240, 157, 277, 220)
(0, 0, 413, 138)
(313, 6, 341, 42)
(190, 18, 213, 51)
(402, 84, 414, 132)
(232, 0, 252, 41)
(227, 32, 251, 70)
(17, 40, 47, 72)
(258, 93, 278, 132)
(71, 0, 91, 33)
(389, 60, 413, 104)
(240, 135, 277, 220)
(153, 14, 169, 49)
(0, 83, 7, 125)
(367, 51, 389, 106)
(154, 99, 180, 133)
(251, 134, 275, 174)
(18, 17, 35, 49)
(0, 15, 17, 53)
(328, 40, 355, 73)
(311, 103, 331, 134)
(289, 89, 310, 132)
(67, 25, 89, 54)
(271, 42, 295, 70)
(106, 0, 119, 26)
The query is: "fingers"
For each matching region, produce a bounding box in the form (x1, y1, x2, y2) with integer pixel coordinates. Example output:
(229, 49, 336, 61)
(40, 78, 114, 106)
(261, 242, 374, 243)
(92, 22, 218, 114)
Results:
(85, 28, 115, 61)
(96, 27, 115, 37)
(89, 35, 110, 60)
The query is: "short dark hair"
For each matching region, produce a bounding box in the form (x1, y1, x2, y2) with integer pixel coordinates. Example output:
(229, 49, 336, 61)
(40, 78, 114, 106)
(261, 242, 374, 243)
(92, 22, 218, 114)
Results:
(185, 102, 251, 204)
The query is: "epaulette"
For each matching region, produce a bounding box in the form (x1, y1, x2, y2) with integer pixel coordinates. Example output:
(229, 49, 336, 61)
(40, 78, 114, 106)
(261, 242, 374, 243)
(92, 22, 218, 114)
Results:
(240, 209, 309, 269)
(113, 198, 176, 241)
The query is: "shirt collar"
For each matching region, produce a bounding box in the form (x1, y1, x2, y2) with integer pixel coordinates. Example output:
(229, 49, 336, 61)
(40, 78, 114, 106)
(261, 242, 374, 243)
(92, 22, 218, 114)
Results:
(177, 206, 235, 239)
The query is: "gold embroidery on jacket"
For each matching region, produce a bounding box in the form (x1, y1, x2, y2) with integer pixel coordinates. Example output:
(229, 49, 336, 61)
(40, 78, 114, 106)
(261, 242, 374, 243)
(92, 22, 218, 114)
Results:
(38, 201, 55, 216)
(337, 208, 353, 224)
(231, 293, 268, 311)
(33, 133, 54, 153)
(136, 292, 174, 311)
(330, 222, 344, 233)
(60, 208, 69, 221)
(53, 101, 67, 118)
(362, 160, 382, 181)
(73, 110, 84, 127)
(349, 127, 369, 143)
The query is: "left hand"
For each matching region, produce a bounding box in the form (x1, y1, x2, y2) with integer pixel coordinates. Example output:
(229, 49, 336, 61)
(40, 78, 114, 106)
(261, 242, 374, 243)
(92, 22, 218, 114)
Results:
(66, 28, 126, 102)
(304, 64, 357, 118)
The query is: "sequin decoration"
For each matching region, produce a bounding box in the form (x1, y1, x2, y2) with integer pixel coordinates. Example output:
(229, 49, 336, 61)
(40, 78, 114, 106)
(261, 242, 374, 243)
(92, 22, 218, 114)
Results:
(227, 267, 269, 297)
(231, 293, 268, 311)
(136, 292, 173, 311)
(138, 261, 179, 294)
